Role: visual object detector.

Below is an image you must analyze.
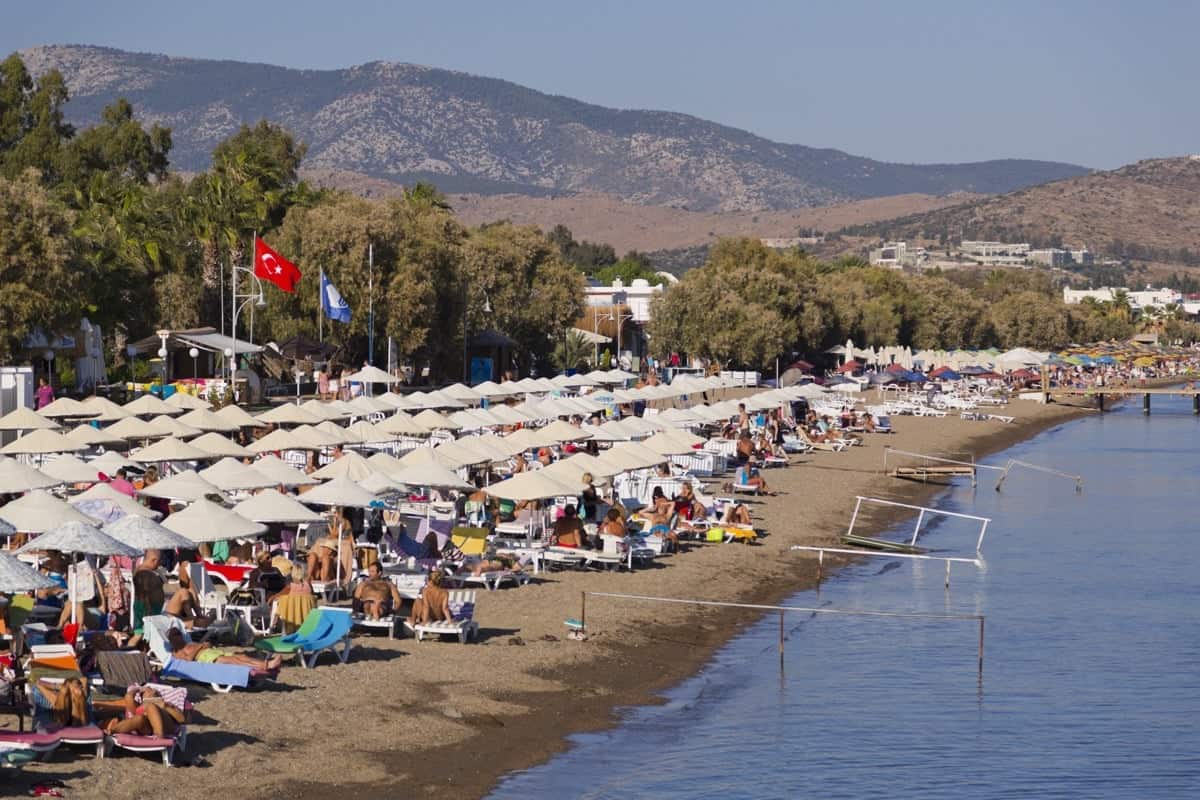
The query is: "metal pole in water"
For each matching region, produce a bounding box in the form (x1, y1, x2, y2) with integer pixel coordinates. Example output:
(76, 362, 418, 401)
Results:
(1193, 393, 1199, 416)
(978, 617, 985, 680)
(779, 609, 785, 675)
(1144, 393, 1151, 415)
(945, 559, 951, 589)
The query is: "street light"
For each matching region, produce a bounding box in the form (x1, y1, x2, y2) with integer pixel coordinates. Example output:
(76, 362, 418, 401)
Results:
(156, 347, 168, 389)
(188, 347, 200, 381)
(462, 287, 493, 383)
(42, 349, 54, 386)
(224, 346, 234, 386)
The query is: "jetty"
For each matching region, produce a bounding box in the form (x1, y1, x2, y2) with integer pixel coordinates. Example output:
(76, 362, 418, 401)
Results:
(1050, 386, 1200, 414)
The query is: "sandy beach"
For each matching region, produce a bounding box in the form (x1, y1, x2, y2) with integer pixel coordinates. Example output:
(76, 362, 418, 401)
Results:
(6, 398, 1091, 799)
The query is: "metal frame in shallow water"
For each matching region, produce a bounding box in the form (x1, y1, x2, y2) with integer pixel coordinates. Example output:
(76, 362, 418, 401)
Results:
(576, 590, 986, 680)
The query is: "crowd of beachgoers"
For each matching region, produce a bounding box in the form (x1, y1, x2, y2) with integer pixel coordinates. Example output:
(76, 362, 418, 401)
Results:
(1, 347, 1195, 792)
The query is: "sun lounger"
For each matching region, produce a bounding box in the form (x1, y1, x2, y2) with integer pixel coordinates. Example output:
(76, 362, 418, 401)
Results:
(103, 683, 190, 766)
(0, 730, 61, 757)
(540, 547, 588, 570)
(28, 684, 106, 758)
(95, 650, 156, 692)
(143, 615, 266, 693)
(255, 607, 353, 668)
(404, 590, 479, 643)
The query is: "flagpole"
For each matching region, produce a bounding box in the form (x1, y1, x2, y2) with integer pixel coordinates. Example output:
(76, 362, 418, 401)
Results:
(318, 270, 323, 343)
(368, 243, 375, 366)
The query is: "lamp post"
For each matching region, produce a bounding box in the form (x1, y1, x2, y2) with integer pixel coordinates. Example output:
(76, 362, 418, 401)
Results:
(156, 347, 168, 390)
(42, 349, 54, 388)
(188, 347, 200, 381)
(461, 287, 492, 384)
(224, 346, 234, 387)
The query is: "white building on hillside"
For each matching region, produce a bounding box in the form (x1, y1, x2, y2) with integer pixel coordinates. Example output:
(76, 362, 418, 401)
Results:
(1062, 286, 1182, 312)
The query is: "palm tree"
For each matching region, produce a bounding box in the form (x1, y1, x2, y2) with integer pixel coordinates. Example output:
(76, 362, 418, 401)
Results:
(552, 330, 594, 373)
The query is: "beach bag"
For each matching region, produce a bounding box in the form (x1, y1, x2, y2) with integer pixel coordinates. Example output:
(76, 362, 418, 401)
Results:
(706, 527, 725, 543)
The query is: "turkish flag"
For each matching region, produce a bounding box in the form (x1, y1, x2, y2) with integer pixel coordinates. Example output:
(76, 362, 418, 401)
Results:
(254, 237, 301, 292)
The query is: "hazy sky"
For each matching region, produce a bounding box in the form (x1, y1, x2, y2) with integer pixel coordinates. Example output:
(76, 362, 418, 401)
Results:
(5, 1, 1197, 168)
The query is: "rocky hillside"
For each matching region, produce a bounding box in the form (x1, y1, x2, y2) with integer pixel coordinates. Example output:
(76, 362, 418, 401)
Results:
(841, 157, 1200, 265)
(20, 45, 1087, 212)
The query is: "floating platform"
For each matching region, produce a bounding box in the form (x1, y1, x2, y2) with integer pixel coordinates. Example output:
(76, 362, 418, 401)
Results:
(890, 465, 976, 481)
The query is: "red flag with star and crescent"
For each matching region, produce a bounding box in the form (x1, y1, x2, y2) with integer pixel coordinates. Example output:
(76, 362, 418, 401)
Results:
(254, 237, 302, 292)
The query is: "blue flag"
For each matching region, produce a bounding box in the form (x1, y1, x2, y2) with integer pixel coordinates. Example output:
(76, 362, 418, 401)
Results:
(320, 270, 351, 323)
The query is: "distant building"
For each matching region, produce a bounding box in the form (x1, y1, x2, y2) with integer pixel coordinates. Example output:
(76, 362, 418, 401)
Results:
(1070, 248, 1094, 265)
(760, 236, 822, 249)
(1030, 248, 1071, 267)
(869, 241, 926, 269)
(1062, 286, 1181, 312)
(582, 277, 665, 361)
(959, 240, 1031, 264)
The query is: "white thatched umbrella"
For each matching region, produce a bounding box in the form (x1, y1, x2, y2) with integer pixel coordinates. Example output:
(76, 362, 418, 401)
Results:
(250, 455, 319, 487)
(375, 411, 430, 437)
(247, 428, 316, 454)
(232, 489, 323, 524)
(165, 392, 210, 411)
(190, 432, 253, 459)
(36, 397, 100, 419)
(214, 404, 264, 429)
(81, 396, 132, 422)
(256, 403, 322, 427)
(177, 408, 240, 433)
(71, 482, 160, 520)
(311, 451, 379, 481)
(123, 394, 180, 417)
(148, 415, 204, 439)
(104, 515, 194, 551)
(297, 477, 378, 509)
(18, 520, 141, 623)
(198, 458, 276, 491)
(65, 424, 128, 448)
(0, 428, 87, 456)
(0, 406, 60, 431)
(138, 469, 225, 503)
(104, 416, 166, 443)
(0, 457, 62, 492)
(39, 454, 102, 485)
(161, 498, 267, 544)
(129, 436, 210, 463)
(0, 552, 56, 592)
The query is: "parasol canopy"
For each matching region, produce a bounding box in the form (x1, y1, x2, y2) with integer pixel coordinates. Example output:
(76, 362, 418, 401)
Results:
(297, 477, 379, 508)
(161, 498, 268, 543)
(17, 520, 140, 558)
(0, 428, 87, 455)
(232, 489, 323, 524)
(103, 514, 194, 550)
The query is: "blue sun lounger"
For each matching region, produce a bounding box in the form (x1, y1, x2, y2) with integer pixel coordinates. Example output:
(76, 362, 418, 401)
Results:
(256, 607, 354, 669)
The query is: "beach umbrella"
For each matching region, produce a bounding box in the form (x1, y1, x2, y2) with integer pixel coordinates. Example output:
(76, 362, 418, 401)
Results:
(297, 477, 379, 508)
(398, 446, 454, 470)
(129, 436, 210, 463)
(176, 408, 240, 433)
(190, 432, 253, 459)
(138, 469, 225, 502)
(198, 457, 276, 491)
(256, 403, 323, 426)
(232, 489, 323, 524)
(0, 490, 96, 532)
(90, 451, 137, 475)
(39, 454, 103, 485)
(80, 396, 132, 422)
(358, 471, 405, 495)
(428, 439, 492, 468)
(123, 394, 180, 417)
(376, 392, 413, 410)
(348, 395, 394, 415)
(36, 397, 100, 419)
(391, 463, 473, 491)
(472, 380, 515, 399)
(343, 365, 400, 385)
(17, 519, 141, 623)
(161, 498, 268, 543)
(366, 451, 410, 479)
(488, 405, 538, 425)
(454, 435, 513, 464)
(104, 416, 167, 442)
(103, 515, 194, 551)
(485, 470, 577, 501)
(867, 372, 897, 385)
(311, 451, 380, 481)
(214, 404, 265, 429)
(0, 456, 61, 492)
(342, 420, 390, 445)
(0, 428, 87, 455)
(148, 415, 204, 439)
(498, 428, 543, 455)
(376, 411, 431, 437)
(164, 392, 211, 411)
(443, 383, 483, 403)
(251, 454, 319, 487)
(65, 424, 127, 448)
(312, 420, 354, 444)
(0, 406, 60, 431)
(0, 552, 56, 592)
(531, 420, 592, 447)
(247, 428, 317, 454)
(292, 424, 345, 449)
(71, 482, 159, 520)
(642, 431, 698, 456)
(301, 399, 349, 421)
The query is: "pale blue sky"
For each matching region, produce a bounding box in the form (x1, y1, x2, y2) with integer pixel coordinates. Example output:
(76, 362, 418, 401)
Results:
(5, 1, 1197, 168)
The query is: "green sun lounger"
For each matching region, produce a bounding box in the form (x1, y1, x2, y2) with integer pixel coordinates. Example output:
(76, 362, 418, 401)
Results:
(255, 607, 353, 668)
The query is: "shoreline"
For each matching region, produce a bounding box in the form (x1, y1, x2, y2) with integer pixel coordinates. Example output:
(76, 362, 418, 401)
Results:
(9, 398, 1093, 799)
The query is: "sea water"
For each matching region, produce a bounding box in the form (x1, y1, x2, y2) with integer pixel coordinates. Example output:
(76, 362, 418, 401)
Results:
(490, 396, 1200, 799)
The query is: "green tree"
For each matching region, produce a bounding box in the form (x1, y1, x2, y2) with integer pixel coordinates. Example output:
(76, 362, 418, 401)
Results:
(0, 55, 72, 182)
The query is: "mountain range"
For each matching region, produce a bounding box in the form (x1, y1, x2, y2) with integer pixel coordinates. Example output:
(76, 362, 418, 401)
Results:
(19, 45, 1087, 212)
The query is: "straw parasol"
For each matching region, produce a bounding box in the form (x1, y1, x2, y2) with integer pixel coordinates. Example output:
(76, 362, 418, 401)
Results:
(0, 406, 60, 431)
(531, 419, 592, 447)
(0, 428, 87, 455)
(39, 454, 102, 485)
(641, 431, 698, 456)
(0, 490, 96, 532)
(347, 395, 393, 414)
(189, 432, 253, 459)
(343, 365, 400, 385)
(312, 451, 380, 481)
(292, 425, 345, 449)
(256, 403, 323, 426)
(429, 440, 491, 468)
(137, 469, 225, 502)
(358, 471, 405, 495)
(0, 552, 56, 592)
(300, 400, 348, 421)
(297, 477, 379, 508)
(400, 446, 454, 469)
(16, 520, 141, 623)
(390, 463, 473, 491)
(366, 451, 409, 479)
(129, 436, 210, 463)
(0, 456, 62, 492)
(499, 427, 544, 455)
(214, 404, 264, 429)
(123, 394, 180, 417)
(165, 392, 211, 411)
(247, 428, 316, 454)
(342, 420, 389, 444)
(485, 470, 578, 501)
(36, 397, 100, 419)
(161, 498, 268, 544)
(90, 450, 137, 475)
(177, 408, 241, 433)
(232, 489, 323, 524)
(250, 455, 320, 486)
(103, 514, 194, 551)
(198, 457, 276, 491)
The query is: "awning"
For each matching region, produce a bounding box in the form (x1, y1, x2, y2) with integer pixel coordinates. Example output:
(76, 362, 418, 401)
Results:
(129, 327, 262, 356)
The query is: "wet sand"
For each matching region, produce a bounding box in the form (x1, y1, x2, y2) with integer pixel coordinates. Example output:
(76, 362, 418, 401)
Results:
(7, 398, 1090, 799)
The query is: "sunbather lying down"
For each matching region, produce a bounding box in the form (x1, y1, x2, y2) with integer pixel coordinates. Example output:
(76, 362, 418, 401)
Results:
(94, 686, 185, 737)
(469, 555, 523, 576)
(166, 627, 282, 671)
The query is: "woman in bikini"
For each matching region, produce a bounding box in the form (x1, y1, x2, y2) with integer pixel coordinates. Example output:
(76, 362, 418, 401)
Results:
(307, 506, 354, 583)
(94, 685, 187, 737)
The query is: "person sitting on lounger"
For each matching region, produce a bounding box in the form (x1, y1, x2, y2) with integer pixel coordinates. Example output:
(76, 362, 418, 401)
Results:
(736, 459, 774, 495)
(36, 677, 90, 728)
(94, 685, 186, 737)
(353, 562, 403, 620)
(165, 627, 283, 670)
(600, 507, 627, 539)
(307, 507, 354, 583)
(736, 434, 754, 464)
(164, 572, 214, 629)
(722, 503, 752, 527)
(408, 570, 451, 625)
(552, 505, 586, 548)
(862, 413, 876, 433)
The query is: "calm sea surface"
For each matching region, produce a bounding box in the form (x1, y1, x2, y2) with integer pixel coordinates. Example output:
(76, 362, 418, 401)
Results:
(491, 396, 1200, 799)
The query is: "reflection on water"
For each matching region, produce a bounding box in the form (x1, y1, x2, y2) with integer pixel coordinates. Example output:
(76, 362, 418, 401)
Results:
(490, 397, 1200, 799)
